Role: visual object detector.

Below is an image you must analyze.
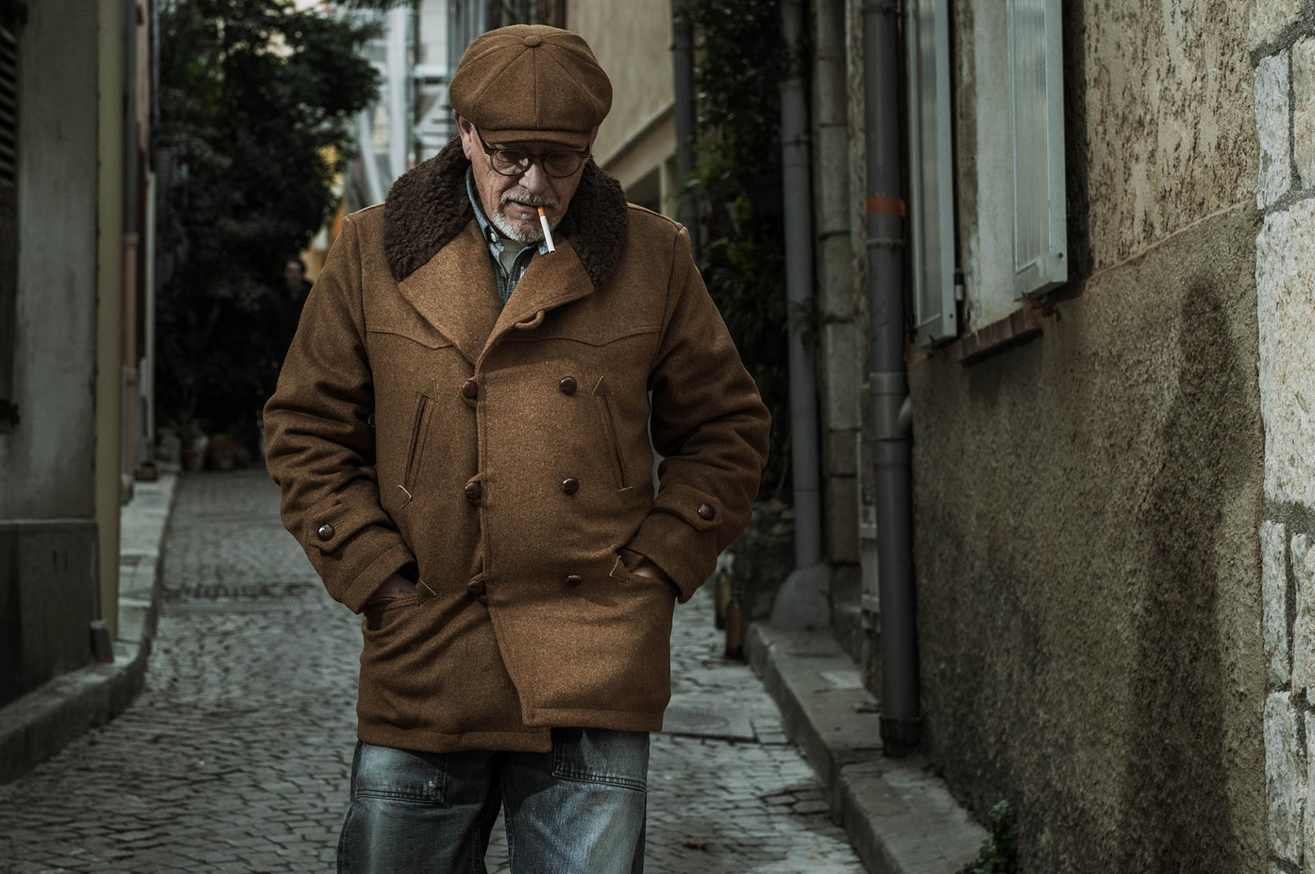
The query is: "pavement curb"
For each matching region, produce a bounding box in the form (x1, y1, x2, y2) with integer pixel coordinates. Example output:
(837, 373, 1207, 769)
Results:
(747, 622, 988, 874)
(0, 471, 179, 785)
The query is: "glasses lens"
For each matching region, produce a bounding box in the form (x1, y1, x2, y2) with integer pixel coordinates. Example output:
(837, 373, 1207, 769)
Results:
(544, 153, 584, 177)
(491, 150, 530, 176)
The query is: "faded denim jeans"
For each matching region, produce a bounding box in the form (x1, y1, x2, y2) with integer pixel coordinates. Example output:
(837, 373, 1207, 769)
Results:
(338, 728, 649, 874)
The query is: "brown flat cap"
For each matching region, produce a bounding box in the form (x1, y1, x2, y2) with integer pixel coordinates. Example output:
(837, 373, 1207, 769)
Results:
(449, 24, 612, 151)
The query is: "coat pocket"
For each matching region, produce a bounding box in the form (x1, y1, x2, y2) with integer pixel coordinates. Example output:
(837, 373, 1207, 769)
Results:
(399, 378, 438, 507)
(362, 592, 419, 632)
(593, 376, 631, 492)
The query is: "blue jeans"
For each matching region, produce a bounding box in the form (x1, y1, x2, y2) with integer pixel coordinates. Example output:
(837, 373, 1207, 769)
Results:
(338, 728, 650, 874)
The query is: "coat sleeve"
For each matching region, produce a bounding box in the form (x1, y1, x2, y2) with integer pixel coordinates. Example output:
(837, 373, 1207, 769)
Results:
(623, 225, 772, 603)
(261, 214, 419, 614)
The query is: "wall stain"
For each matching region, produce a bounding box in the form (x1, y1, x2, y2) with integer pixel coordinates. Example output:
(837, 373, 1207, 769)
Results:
(1115, 278, 1249, 872)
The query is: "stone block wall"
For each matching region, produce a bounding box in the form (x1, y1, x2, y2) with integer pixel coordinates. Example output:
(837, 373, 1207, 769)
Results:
(1253, 7, 1315, 870)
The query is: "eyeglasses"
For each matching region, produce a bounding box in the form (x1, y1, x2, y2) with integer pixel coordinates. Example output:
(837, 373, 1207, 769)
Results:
(475, 128, 591, 179)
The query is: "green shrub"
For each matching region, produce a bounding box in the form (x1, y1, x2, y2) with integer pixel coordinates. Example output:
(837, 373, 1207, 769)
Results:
(675, 0, 792, 497)
(959, 800, 1019, 874)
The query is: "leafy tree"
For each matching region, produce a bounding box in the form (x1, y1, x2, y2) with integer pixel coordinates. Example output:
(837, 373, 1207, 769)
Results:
(676, 0, 790, 498)
(155, 0, 380, 450)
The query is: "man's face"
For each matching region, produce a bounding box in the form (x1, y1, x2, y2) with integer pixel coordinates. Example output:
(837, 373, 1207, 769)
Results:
(457, 113, 598, 245)
(284, 260, 305, 289)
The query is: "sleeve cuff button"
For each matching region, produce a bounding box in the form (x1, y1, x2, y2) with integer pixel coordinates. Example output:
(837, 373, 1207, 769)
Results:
(697, 503, 715, 521)
(317, 523, 335, 540)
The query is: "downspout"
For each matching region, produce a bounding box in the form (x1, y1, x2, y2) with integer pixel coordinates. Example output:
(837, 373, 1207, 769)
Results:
(385, 6, 411, 180)
(671, 0, 699, 261)
(768, 0, 830, 629)
(863, 0, 920, 753)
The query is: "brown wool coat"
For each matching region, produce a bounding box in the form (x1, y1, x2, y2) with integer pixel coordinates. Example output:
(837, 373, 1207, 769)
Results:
(262, 138, 772, 754)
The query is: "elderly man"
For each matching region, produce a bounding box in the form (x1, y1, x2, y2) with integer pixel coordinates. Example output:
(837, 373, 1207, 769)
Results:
(262, 23, 771, 874)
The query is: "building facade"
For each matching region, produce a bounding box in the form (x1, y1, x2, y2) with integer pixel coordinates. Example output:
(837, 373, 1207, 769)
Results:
(903, 0, 1265, 868)
(0, 0, 157, 711)
(595, 0, 1315, 869)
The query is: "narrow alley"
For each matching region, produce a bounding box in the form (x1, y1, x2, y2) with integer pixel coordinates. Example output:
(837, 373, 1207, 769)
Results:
(0, 471, 866, 873)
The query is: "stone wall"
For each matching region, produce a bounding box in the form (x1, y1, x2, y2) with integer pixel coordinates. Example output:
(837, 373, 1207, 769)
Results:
(1252, 5, 1315, 869)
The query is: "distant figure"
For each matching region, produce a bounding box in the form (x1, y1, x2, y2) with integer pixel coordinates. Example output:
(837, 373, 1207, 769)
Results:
(272, 256, 313, 366)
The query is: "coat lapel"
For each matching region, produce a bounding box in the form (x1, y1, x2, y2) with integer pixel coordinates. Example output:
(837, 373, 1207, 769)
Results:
(382, 136, 630, 363)
(480, 238, 597, 364)
(396, 221, 501, 365)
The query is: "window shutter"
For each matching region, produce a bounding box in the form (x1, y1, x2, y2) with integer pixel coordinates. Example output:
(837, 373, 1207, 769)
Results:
(0, 15, 17, 431)
(906, 0, 958, 347)
(1008, 0, 1067, 296)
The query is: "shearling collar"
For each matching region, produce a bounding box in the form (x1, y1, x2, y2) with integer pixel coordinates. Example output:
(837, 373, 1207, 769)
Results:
(383, 135, 629, 289)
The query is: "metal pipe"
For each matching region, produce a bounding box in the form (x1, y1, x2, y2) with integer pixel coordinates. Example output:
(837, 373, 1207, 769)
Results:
(863, 0, 920, 754)
(385, 6, 411, 181)
(780, 0, 822, 570)
(671, 0, 698, 261)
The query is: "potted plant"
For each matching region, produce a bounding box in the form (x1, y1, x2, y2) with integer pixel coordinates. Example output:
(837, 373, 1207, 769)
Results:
(182, 418, 209, 472)
(208, 431, 239, 471)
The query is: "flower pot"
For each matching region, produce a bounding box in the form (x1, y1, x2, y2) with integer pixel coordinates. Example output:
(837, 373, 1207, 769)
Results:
(209, 441, 238, 471)
(182, 445, 207, 472)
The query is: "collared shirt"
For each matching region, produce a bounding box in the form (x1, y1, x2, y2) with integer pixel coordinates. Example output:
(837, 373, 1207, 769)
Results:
(466, 167, 551, 307)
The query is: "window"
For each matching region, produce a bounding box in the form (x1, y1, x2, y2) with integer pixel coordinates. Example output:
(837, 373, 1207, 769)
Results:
(905, 0, 958, 347)
(906, 0, 1067, 346)
(1008, 0, 1067, 297)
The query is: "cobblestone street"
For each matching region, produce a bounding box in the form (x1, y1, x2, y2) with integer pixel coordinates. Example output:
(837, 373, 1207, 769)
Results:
(0, 471, 866, 873)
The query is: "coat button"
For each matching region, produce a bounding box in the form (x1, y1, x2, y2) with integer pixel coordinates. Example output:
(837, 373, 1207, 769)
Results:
(561, 477, 579, 495)
(316, 522, 335, 540)
(565, 573, 583, 587)
(465, 480, 482, 503)
(461, 379, 478, 400)
(466, 577, 486, 596)
(697, 503, 715, 520)
(559, 376, 577, 395)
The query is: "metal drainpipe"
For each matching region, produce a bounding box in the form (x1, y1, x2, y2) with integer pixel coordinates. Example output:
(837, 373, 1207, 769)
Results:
(864, 0, 920, 754)
(671, 0, 699, 261)
(779, 0, 823, 574)
(765, 0, 830, 631)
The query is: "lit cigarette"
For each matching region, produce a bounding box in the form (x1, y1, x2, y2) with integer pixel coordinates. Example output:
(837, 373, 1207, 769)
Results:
(538, 206, 556, 252)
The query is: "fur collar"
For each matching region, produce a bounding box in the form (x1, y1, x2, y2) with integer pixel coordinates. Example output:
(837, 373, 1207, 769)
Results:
(383, 136, 629, 289)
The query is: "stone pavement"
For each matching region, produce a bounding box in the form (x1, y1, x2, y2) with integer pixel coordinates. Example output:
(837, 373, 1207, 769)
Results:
(0, 470, 867, 873)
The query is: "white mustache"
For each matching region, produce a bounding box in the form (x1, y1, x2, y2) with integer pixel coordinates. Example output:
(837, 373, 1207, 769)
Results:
(501, 192, 558, 209)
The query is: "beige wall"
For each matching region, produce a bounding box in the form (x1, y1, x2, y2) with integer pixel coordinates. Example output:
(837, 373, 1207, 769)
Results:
(569, 0, 675, 207)
(910, 1, 1265, 870)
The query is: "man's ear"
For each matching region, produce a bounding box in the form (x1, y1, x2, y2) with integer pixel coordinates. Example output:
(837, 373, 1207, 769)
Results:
(455, 112, 476, 162)
(587, 125, 600, 153)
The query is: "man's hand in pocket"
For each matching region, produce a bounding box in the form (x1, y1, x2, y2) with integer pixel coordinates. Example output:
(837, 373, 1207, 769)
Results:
(363, 572, 417, 622)
(619, 548, 679, 599)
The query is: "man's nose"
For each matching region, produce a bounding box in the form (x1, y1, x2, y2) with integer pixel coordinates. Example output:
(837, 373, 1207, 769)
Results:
(519, 161, 550, 196)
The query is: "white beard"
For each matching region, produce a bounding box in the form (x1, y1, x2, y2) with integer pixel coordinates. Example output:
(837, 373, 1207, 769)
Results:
(491, 199, 564, 244)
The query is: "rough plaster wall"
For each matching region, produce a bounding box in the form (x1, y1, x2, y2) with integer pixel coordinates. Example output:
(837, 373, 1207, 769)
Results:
(568, 0, 673, 167)
(1060, 0, 1256, 279)
(909, 206, 1264, 873)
